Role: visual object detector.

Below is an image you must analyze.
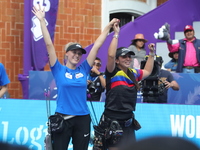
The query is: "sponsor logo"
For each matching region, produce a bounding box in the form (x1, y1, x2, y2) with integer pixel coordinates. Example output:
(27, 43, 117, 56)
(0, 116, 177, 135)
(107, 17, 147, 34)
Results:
(84, 133, 89, 137)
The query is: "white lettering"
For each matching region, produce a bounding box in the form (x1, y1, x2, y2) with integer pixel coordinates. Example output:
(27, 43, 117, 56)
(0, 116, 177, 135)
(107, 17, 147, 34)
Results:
(170, 115, 200, 139)
(31, 0, 51, 41)
(185, 115, 195, 138)
(1, 121, 47, 149)
(33, 0, 50, 12)
(170, 115, 185, 137)
(16, 127, 29, 145)
(29, 125, 43, 150)
(2, 121, 14, 143)
(196, 116, 200, 138)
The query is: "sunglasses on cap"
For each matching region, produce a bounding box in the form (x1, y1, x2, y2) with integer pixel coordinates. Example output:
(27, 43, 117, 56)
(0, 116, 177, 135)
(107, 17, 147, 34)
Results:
(121, 55, 132, 59)
(93, 62, 101, 67)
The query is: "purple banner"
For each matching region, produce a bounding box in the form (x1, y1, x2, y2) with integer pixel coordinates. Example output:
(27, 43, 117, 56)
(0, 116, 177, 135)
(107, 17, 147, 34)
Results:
(18, 0, 59, 99)
(31, 0, 59, 71)
(84, 0, 200, 71)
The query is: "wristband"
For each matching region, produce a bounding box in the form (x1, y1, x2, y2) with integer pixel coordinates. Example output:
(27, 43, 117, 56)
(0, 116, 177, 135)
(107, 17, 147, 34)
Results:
(149, 52, 155, 57)
(98, 73, 104, 76)
(113, 34, 119, 39)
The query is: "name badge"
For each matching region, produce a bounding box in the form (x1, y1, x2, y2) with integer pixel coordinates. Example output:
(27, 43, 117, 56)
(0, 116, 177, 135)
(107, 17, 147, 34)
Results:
(65, 72, 72, 79)
(75, 73, 83, 79)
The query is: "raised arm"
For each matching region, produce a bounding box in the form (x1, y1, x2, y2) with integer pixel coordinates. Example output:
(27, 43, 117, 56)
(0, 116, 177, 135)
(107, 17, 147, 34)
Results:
(0, 85, 8, 98)
(87, 18, 120, 66)
(106, 22, 120, 73)
(142, 43, 155, 79)
(32, 4, 57, 67)
(90, 67, 106, 88)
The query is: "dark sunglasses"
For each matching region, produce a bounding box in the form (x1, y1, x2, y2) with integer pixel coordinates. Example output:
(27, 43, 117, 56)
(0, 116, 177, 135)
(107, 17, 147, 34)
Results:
(93, 62, 101, 67)
(121, 55, 131, 59)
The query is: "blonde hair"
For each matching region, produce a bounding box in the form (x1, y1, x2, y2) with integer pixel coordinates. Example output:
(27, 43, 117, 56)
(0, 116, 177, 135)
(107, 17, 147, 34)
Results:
(64, 42, 80, 65)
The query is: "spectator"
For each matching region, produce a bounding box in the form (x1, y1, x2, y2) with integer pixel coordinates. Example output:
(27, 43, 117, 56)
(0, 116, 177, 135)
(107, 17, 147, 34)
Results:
(0, 142, 30, 150)
(164, 52, 179, 72)
(142, 56, 179, 103)
(167, 25, 200, 73)
(32, 4, 120, 150)
(121, 136, 200, 150)
(87, 57, 105, 101)
(128, 33, 147, 69)
(0, 63, 10, 98)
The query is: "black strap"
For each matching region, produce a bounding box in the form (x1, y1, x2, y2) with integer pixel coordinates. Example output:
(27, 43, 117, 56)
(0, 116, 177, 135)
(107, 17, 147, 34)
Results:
(127, 68, 140, 91)
(88, 99, 99, 125)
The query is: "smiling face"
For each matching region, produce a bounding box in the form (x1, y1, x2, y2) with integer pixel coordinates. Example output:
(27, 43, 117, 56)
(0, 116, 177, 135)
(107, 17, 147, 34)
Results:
(65, 49, 83, 66)
(116, 53, 132, 69)
(184, 30, 195, 41)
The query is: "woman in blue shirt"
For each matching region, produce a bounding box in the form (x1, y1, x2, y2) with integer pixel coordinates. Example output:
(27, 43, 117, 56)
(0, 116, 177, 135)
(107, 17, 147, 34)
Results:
(0, 63, 10, 98)
(32, 5, 120, 150)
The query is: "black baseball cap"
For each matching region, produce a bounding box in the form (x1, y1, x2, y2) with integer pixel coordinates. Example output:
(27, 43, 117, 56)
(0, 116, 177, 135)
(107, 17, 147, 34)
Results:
(66, 44, 87, 54)
(116, 47, 135, 58)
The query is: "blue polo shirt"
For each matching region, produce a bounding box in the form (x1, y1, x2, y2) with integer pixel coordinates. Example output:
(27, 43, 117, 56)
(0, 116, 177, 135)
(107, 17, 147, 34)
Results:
(51, 59, 92, 115)
(0, 63, 10, 86)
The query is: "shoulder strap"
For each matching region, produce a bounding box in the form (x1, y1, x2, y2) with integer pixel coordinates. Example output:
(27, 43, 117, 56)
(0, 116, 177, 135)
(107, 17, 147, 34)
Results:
(127, 68, 140, 91)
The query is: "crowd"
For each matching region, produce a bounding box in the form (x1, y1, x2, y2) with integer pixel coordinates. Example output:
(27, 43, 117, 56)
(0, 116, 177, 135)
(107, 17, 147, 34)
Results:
(1, 3, 199, 150)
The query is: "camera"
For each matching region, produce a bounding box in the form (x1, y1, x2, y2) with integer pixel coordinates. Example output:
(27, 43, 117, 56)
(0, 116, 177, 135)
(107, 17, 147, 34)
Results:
(87, 72, 100, 94)
(140, 78, 166, 97)
(140, 56, 165, 103)
(87, 82, 97, 94)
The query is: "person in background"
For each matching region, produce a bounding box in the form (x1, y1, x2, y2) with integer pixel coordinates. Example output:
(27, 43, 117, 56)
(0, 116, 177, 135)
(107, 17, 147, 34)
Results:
(164, 52, 179, 72)
(142, 56, 179, 103)
(93, 22, 155, 150)
(0, 142, 30, 150)
(32, 4, 120, 150)
(121, 136, 200, 150)
(167, 25, 200, 73)
(0, 63, 10, 98)
(128, 33, 148, 69)
(87, 57, 106, 101)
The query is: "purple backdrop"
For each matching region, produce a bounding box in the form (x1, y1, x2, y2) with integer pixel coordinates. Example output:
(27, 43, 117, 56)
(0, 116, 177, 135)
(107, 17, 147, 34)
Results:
(18, 0, 59, 99)
(84, 0, 200, 72)
(20, 0, 200, 99)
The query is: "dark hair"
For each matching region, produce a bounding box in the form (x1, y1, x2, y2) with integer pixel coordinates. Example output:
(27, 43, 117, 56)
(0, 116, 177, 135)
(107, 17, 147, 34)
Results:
(95, 57, 101, 61)
(121, 136, 200, 150)
(130, 40, 145, 49)
(171, 58, 178, 62)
